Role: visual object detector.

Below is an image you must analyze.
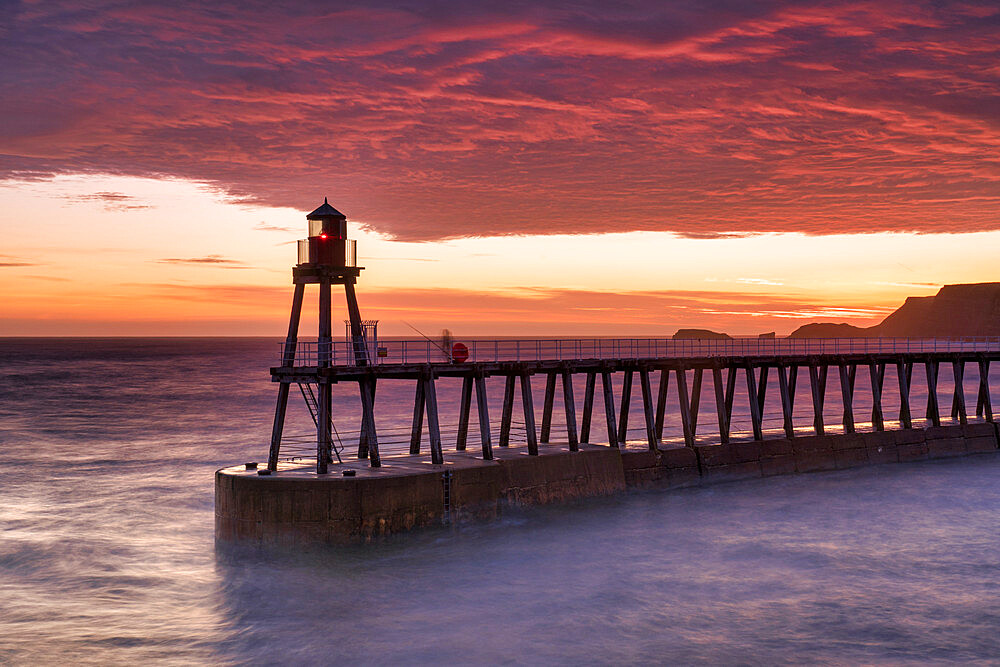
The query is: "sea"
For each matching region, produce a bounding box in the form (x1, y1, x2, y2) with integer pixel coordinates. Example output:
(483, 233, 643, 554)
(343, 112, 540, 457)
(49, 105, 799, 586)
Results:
(2, 338, 999, 665)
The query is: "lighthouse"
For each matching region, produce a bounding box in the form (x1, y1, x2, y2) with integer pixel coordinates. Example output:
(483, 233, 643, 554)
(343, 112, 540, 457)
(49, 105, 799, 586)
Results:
(267, 199, 379, 474)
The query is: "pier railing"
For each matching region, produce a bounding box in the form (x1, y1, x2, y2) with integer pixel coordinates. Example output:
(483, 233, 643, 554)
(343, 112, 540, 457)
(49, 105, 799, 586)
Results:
(278, 337, 1000, 367)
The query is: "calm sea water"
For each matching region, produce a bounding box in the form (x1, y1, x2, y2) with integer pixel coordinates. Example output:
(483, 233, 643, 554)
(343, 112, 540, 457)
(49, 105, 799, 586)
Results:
(1, 338, 999, 664)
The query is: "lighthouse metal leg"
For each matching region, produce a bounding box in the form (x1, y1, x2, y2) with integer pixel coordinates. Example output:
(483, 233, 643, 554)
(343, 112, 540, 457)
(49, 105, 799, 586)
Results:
(317, 380, 332, 474)
(318, 279, 332, 367)
(617, 370, 633, 445)
(267, 382, 290, 471)
(410, 378, 425, 455)
(500, 375, 516, 448)
(281, 283, 305, 366)
(540, 372, 557, 444)
(456, 376, 473, 450)
(581, 372, 596, 444)
(475, 374, 493, 460)
(343, 281, 368, 366)
(601, 370, 618, 448)
(520, 373, 538, 455)
(358, 378, 380, 467)
(562, 370, 579, 450)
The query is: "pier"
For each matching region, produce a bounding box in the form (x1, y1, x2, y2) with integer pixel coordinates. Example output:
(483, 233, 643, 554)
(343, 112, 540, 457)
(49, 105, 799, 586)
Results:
(215, 201, 1000, 543)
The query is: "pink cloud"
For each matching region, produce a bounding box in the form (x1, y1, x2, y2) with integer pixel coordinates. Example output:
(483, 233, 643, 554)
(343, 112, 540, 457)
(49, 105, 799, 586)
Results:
(2, 0, 998, 240)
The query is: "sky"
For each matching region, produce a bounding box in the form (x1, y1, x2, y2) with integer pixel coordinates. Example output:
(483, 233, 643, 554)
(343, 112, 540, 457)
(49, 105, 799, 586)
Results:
(1, 0, 998, 337)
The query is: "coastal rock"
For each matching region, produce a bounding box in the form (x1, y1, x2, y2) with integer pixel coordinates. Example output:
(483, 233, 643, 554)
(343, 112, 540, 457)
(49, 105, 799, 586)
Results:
(673, 328, 731, 340)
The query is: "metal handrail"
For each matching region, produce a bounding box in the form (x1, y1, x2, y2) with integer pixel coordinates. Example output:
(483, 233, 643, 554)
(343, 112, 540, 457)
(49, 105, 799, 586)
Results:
(276, 337, 1000, 367)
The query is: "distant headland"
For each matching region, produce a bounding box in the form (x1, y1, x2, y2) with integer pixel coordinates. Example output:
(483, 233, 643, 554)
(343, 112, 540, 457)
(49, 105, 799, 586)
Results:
(675, 283, 1000, 339)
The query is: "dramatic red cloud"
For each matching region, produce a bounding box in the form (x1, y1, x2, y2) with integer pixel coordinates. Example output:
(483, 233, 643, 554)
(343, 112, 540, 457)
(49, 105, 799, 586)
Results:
(2, 0, 998, 240)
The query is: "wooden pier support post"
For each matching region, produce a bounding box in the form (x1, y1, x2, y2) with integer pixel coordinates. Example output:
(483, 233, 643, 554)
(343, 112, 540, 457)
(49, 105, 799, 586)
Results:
(617, 369, 633, 445)
(897, 358, 913, 429)
(712, 364, 731, 444)
(540, 372, 557, 444)
(521, 372, 539, 455)
(676, 366, 694, 448)
(756, 365, 769, 422)
(690, 368, 704, 439)
(499, 374, 516, 448)
(601, 369, 619, 448)
(655, 369, 669, 441)
(869, 361, 885, 432)
(639, 368, 658, 451)
(474, 374, 493, 460)
(777, 364, 795, 438)
(809, 362, 827, 436)
(358, 377, 381, 467)
(267, 382, 291, 471)
(951, 359, 967, 426)
(423, 371, 444, 464)
(977, 359, 993, 421)
(456, 375, 473, 451)
(839, 363, 855, 434)
(745, 363, 763, 441)
(581, 372, 596, 444)
(561, 369, 579, 451)
(409, 377, 425, 455)
(925, 360, 941, 427)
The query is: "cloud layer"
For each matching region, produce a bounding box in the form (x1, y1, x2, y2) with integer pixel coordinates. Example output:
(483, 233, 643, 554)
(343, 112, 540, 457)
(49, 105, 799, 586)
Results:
(2, 0, 998, 240)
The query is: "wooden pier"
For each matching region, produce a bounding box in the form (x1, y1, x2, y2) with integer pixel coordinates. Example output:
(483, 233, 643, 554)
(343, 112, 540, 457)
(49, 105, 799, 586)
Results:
(267, 345, 1000, 471)
(215, 201, 1000, 543)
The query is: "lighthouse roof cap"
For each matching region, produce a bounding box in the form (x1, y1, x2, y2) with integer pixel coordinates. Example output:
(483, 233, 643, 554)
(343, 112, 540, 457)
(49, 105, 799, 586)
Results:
(307, 197, 346, 220)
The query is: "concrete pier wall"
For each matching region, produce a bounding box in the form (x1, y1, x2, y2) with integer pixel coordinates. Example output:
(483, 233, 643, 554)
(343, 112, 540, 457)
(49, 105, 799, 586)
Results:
(621, 422, 999, 490)
(216, 424, 999, 544)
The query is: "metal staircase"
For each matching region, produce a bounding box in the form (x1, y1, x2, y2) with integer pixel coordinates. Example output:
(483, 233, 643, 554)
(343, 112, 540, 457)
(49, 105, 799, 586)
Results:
(298, 383, 344, 463)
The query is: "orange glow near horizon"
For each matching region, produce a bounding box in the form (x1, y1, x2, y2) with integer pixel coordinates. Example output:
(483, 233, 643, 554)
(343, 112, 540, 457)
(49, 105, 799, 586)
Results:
(0, 175, 992, 338)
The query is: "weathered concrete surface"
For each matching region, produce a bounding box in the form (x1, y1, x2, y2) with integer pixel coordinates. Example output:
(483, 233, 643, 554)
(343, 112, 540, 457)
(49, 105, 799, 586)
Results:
(217, 424, 999, 544)
(216, 443, 623, 544)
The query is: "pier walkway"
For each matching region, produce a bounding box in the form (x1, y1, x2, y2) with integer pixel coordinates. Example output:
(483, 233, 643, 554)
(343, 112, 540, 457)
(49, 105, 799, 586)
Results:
(267, 337, 1000, 473)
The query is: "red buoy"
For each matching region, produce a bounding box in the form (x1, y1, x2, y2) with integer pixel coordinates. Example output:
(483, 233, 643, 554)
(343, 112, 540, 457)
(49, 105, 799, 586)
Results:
(451, 342, 469, 363)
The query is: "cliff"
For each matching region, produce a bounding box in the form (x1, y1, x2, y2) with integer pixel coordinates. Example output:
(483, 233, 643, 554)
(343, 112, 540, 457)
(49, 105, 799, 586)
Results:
(789, 283, 1000, 338)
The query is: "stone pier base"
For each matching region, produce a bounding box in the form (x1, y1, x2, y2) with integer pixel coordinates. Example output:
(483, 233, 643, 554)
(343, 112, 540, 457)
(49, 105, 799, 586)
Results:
(217, 424, 999, 544)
